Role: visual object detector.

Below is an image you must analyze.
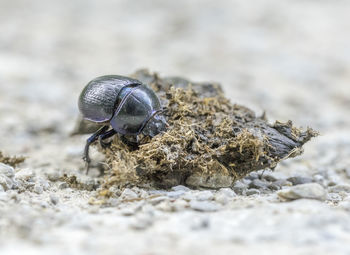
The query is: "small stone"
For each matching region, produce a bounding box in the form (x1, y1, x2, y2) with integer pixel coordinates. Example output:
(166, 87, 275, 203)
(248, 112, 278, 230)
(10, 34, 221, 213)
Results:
(268, 183, 280, 191)
(245, 172, 259, 180)
(58, 182, 68, 189)
(215, 188, 236, 205)
(15, 168, 34, 181)
(172, 199, 188, 211)
(218, 188, 236, 197)
(278, 183, 327, 201)
(246, 188, 260, 196)
(195, 190, 214, 201)
(138, 189, 149, 198)
(50, 194, 59, 205)
(171, 185, 191, 192)
(33, 184, 43, 194)
(120, 188, 138, 200)
(0, 163, 15, 178)
(313, 174, 325, 184)
(149, 196, 168, 205)
(0, 185, 4, 192)
(37, 178, 50, 190)
(327, 180, 337, 187)
(272, 179, 292, 188)
(190, 200, 219, 212)
(46, 171, 61, 182)
(287, 176, 313, 185)
(155, 200, 172, 212)
(328, 184, 350, 193)
(166, 190, 186, 198)
(262, 173, 278, 182)
(249, 179, 268, 190)
(214, 193, 229, 205)
(0, 175, 14, 190)
(232, 181, 247, 195)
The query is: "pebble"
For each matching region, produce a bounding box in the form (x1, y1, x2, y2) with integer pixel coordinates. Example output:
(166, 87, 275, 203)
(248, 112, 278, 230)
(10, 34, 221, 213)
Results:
(232, 181, 247, 195)
(313, 174, 325, 183)
(155, 200, 172, 212)
(246, 189, 261, 196)
(272, 179, 292, 188)
(166, 190, 186, 199)
(278, 183, 327, 201)
(15, 168, 34, 181)
(120, 188, 138, 200)
(245, 172, 259, 180)
(149, 196, 168, 205)
(0, 163, 15, 178)
(33, 184, 43, 194)
(214, 188, 236, 205)
(218, 188, 236, 197)
(190, 200, 219, 212)
(267, 183, 280, 191)
(37, 178, 50, 190)
(0, 175, 14, 191)
(172, 185, 191, 192)
(328, 184, 350, 193)
(172, 199, 188, 211)
(261, 173, 278, 182)
(249, 179, 268, 190)
(46, 171, 61, 182)
(195, 190, 214, 201)
(50, 194, 59, 205)
(58, 182, 68, 189)
(287, 176, 313, 185)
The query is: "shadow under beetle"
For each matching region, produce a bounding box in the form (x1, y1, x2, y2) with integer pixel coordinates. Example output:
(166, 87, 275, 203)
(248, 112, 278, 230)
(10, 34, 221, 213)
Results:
(78, 75, 167, 173)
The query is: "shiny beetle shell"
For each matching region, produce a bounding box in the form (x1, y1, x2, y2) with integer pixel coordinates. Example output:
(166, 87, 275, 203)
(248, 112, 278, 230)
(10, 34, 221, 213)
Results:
(78, 75, 163, 135)
(78, 75, 142, 123)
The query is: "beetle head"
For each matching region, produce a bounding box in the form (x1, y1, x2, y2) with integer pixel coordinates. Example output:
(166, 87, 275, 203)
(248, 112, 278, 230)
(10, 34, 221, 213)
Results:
(142, 112, 168, 138)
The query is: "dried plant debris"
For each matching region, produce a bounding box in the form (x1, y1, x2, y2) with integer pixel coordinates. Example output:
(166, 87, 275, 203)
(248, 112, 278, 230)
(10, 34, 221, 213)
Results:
(79, 69, 317, 189)
(0, 151, 25, 167)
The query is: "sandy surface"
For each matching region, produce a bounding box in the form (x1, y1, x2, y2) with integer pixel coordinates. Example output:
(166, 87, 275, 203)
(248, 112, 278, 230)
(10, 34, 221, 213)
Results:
(0, 0, 350, 254)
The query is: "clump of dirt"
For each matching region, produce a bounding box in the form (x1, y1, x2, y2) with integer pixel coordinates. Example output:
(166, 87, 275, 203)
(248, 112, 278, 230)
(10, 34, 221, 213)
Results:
(58, 174, 100, 191)
(97, 70, 318, 189)
(0, 151, 25, 167)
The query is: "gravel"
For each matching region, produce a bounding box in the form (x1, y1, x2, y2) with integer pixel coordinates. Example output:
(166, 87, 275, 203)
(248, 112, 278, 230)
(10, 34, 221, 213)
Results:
(278, 183, 327, 201)
(1, 0, 350, 254)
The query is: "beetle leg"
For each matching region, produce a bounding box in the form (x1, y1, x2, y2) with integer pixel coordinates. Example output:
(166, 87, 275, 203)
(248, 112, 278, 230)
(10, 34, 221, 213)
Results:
(98, 129, 117, 148)
(83, 125, 109, 174)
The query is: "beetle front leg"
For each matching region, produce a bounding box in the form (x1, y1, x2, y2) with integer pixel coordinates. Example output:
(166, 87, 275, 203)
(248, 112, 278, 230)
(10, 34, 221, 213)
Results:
(83, 125, 109, 174)
(98, 129, 117, 148)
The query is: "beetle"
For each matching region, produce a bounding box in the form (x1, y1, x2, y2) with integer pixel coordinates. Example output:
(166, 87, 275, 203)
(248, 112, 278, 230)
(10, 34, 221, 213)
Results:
(78, 75, 167, 173)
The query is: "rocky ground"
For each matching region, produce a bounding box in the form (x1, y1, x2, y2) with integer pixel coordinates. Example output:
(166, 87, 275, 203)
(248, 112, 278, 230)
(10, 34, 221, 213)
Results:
(0, 0, 350, 254)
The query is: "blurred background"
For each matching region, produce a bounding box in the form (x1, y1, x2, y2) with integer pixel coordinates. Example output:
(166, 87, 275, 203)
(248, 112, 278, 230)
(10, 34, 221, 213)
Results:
(1, 1, 350, 254)
(0, 0, 349, 165)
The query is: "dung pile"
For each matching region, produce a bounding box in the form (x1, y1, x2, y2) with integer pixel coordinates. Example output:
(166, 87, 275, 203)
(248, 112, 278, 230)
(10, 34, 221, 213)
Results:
(93, 70, 317, 189)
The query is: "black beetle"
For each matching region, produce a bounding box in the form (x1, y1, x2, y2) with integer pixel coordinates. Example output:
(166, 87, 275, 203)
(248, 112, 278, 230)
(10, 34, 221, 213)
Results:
(78, 75, 167, 172)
